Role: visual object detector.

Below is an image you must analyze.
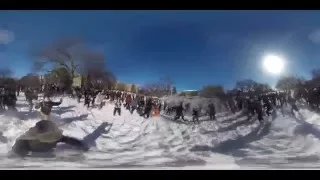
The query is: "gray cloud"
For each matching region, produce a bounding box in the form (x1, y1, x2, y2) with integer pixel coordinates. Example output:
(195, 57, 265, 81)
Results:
(309, 29, 320, 44)
(0, 29, 14, 44)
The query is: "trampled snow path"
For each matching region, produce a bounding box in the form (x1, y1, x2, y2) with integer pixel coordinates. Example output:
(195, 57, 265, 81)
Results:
(1, 94, 320, 169)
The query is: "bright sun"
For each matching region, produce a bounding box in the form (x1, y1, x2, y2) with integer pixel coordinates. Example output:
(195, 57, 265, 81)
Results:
(263, 55, 285, 75)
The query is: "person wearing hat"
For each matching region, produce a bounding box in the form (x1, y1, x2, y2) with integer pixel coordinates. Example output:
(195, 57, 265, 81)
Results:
(11, 120, 88, 157)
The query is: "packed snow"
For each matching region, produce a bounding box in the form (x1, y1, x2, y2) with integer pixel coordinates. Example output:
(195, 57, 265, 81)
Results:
(1, 93, 320, 169)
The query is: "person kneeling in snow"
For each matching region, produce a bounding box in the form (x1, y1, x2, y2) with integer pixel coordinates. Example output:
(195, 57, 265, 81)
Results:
(11, 120, 88, 157)
(35, 98, 63, 120)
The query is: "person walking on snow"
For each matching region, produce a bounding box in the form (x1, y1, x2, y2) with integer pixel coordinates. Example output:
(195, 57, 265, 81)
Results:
(95, 92, 106, 109)
(174, 102, 185, 121)
(113, 100, 122, 116)
(35, 97, 62, 120)
(130, 98, 138, 114)
(208, 102, 216, 120)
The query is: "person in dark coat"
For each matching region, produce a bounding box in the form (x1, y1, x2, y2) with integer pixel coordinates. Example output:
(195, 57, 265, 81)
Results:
(262, 95, 272, 116)
(141, 98, 153, 119)
(192, 108, 200, 124)
(208, 102, 216, 120)
(174, 102, 185, 121)
(288, 96, 299, 114)
(25, 88, 37, 112)
(130, 98, 138, 114)
(254, 99, 264, 122)
(83, 89, 91, 108)
(11, 120, 88, 157)
(3, 90, 17, 111)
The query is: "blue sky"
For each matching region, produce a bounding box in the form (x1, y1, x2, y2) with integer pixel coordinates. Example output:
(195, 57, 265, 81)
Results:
(0, 10, 320, 90)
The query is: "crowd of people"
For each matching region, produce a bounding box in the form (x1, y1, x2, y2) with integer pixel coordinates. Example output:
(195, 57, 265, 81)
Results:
(73, 87, 162, 118)
(0, 80, 319, 157)
(69, 84, 320, 125)
(1, 82, 320, 126)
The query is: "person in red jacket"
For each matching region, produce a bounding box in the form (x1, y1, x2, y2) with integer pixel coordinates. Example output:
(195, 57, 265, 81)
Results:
(125, 94, 132, 110)
(153, 103, 159, 117)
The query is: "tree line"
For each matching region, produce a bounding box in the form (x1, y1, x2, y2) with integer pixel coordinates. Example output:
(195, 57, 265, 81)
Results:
(138, 70, 320, 99)
(0, 37, 117, 92)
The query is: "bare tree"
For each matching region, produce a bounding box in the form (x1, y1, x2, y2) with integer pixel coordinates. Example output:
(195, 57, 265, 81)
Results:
(0, 67, 13, 78)
(81, 51, 106, 82)
(131, 84, 137, 93)
(312, 68, 320, 79)
(140, 82, 165, 97)
(172, 86, 177, 95)
(236, 79, 258, 92)
(80, 52, 117, 89)
(275, 76, 301, 90)
(32, 37, 117, 90)
(200, 85, 225, 98)
(44, 72, 59, 85)
(18, 73, 40, 89)
(0, 68, 15, 90)
(32, 37, 87, 81)
(159, 76, 174, 94)
(103, 71, 117, 90)
(116, 83, 127, 91)
(139, 76, 174, 96)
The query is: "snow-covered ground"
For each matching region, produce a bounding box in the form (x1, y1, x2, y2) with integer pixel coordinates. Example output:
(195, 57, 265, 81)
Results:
(1, 93, 320, 169)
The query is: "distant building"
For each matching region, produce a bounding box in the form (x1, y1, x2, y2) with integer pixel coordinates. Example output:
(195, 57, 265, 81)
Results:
(179, 90, 198, 97)
(115, 81, 137, 92)
(72, 75, 83, 87)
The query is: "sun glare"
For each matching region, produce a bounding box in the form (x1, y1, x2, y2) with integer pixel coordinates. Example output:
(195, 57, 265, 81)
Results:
(263, 55, 285, 75)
